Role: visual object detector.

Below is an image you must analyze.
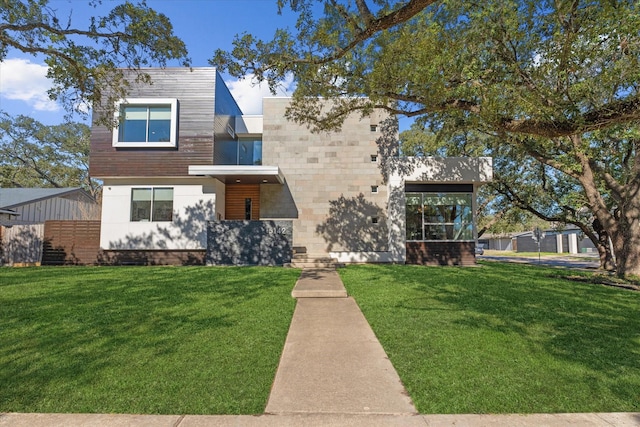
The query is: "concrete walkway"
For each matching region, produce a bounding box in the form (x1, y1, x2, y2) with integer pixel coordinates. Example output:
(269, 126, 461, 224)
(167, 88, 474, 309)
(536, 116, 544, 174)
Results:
(266, 268, 416, 414)
(2, 267, 639, 426)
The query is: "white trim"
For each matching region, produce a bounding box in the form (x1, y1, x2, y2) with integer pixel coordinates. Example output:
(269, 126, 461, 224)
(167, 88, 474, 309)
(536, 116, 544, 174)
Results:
(188, 165, 285, 184)
(330, 251, 394, 263)
(112, 98, 178, 148)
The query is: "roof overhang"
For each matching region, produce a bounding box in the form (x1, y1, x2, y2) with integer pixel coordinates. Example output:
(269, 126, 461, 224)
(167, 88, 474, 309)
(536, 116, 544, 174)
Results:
(188, 165, 285, 184)
(0, 208, 19, 217)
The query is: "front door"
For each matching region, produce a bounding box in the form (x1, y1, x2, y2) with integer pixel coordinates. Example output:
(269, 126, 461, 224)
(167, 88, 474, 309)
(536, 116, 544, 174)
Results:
(225, 184, 260, 220)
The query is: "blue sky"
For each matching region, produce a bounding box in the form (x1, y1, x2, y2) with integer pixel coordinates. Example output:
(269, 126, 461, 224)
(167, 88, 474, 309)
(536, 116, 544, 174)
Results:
(0, 0, 412, 130)
(0, 0, 299, 124)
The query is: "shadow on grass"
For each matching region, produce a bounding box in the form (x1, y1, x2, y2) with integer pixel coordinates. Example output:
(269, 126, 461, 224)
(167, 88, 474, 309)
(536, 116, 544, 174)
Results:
(0, 266, 299, 414)
(340, 263, 640, 413)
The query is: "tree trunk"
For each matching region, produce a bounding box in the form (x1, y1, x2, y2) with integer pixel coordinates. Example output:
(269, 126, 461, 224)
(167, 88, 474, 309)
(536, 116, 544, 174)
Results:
(591, 219, 616, 271)
(610, 209, 640, 278)
(573, 136, 640, 278)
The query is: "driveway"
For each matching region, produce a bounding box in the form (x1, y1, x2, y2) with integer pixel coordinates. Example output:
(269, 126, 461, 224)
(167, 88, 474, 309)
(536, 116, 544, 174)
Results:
(479, 252, 600, 270)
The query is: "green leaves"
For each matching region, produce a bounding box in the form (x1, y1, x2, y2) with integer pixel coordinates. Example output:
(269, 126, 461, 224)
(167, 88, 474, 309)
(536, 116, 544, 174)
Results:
(1, 0, 190, 119)
(0, 113, 100, 197)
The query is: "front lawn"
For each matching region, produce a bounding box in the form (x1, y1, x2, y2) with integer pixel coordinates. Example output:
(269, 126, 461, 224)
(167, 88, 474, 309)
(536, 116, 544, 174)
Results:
(0, 266, 299, 414)
(340, 263, 640, 414)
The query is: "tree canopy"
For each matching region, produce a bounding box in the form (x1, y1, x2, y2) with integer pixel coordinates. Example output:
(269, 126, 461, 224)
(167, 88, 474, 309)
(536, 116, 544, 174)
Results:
(1, 0, 190, 119)
(0, 113, 100, 198)
(213, 0, 640, 277)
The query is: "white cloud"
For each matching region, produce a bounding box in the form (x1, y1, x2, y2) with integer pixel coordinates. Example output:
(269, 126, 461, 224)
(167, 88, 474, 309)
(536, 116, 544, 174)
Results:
(227, 73, 296, 114)
(0, 58, 60, 112)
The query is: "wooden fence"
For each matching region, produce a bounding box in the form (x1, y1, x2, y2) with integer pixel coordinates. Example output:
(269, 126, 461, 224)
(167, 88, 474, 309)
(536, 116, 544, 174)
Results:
(42, 220, 102, 265)
(0, 224, 44, 266)
(3, 220, 205, 266)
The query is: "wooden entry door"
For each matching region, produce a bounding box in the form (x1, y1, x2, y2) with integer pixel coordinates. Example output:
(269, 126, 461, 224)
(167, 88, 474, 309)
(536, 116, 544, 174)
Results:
(225, 184, 260, 220)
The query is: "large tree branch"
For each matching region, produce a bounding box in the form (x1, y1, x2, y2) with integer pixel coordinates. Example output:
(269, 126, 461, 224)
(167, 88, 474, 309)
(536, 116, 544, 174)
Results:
(477, 209, 505, 238)
(381, 90, 640, 138)
(499, 96, 640, 137)
(0, 22, 129, 39)
(295, 0, 438, 65)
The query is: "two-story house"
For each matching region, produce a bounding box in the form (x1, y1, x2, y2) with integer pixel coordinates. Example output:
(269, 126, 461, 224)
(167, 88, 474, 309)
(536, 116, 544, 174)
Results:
(89, 68, 492, 266)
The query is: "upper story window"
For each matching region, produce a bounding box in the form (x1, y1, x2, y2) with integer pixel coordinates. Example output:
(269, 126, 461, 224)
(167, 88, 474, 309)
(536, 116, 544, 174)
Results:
(112, 98, 178, 148)
(215, 138, 263, 166)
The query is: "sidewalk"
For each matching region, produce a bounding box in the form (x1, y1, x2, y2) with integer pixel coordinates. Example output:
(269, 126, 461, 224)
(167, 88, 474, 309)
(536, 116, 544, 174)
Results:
(2, 412, 639, 426)
(1, 267, 639, 426)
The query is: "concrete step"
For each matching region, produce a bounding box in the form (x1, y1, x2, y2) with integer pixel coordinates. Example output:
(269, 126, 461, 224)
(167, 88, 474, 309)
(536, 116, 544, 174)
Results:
(290, 268, 348, 298)
(287, 254, 342, 269)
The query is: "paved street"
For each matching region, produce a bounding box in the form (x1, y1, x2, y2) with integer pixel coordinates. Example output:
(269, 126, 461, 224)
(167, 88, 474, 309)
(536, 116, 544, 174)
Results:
(479, 251, 600, 270)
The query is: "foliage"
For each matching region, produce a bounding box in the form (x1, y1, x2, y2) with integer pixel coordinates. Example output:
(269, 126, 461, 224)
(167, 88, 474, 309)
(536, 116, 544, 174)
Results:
(213, 0, 639, 133)
(0, 113, 100, 197)
(0, 266, 298, 414)
(213, 0, 640, 276)
(341, 263, 640, 414)
(0, 0, 190, 120)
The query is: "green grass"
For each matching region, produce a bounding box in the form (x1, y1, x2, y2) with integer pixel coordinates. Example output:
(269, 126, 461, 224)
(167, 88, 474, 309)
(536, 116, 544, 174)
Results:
(340, 262, 640, 414)
(0, 266, 299, 415)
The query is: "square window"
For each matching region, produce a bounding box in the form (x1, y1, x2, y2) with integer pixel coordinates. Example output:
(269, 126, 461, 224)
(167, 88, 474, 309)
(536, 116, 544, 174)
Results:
(370, 154, 378, 163)
(371, 185, 379, 193)
(371, 217, 379, 224)
(113, 98, 178, 148)
(131, 187, 173, 222)
(370, 125, 378, 132)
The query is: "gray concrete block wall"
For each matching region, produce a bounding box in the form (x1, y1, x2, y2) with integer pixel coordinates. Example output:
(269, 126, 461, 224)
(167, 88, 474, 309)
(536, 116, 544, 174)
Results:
(260, 98, 390, 254)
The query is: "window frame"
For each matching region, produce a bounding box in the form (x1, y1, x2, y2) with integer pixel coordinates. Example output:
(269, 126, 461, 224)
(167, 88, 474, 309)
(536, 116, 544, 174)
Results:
(112, 98, 178, 148)
(130, 187, 174, 222)
(406, 192, 474, 242)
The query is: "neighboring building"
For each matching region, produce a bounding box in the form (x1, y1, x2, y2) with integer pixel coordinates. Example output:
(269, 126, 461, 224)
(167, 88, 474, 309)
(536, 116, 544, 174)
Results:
(514, 228, 597, 254)
(478, 233, 514, 251)
(0, 187, 99, 226)
(480, 228, 597, 254)
(0, 208, 19, 223)
(89, 68, 492, 266)
(0, 188, 99, 266)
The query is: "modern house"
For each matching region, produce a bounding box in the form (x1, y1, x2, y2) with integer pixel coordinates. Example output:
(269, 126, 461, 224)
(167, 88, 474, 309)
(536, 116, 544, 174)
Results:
(89, 68, 492, 266)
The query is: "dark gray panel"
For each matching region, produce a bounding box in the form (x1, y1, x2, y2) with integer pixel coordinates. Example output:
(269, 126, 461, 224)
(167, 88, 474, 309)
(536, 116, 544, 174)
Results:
(405, 183, 473, 193)
(206, 220, 293, 265)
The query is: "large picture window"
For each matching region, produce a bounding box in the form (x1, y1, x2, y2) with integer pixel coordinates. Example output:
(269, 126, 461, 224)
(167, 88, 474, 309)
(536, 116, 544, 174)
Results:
(406, 192, 473, 241)
(131, 188, 174, 222)
(113, 98, 178, 148)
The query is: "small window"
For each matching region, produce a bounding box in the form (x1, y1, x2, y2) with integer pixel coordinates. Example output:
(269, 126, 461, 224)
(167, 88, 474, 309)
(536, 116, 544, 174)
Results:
(370, 125, 378, 132)
(113, 98, 178, 148)
(370, 154, 378, 163)
(371, 185, 379, 193)
(131, 188, 173, 222)
(371, 217, 379, 224)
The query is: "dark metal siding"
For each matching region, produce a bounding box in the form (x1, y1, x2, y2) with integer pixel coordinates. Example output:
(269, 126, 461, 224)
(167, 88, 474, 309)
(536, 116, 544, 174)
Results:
(90, 68, 218, 177)
(405, 183, 474, 193)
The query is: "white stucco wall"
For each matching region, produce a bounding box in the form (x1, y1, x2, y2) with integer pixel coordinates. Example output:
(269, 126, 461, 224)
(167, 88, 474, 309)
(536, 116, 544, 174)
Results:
(386, 157, 493, 263)
(100, 178, 224, 250)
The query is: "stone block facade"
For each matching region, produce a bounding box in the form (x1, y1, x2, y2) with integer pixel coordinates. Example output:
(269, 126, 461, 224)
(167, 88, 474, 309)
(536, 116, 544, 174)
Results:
(260, 98, 390, 255)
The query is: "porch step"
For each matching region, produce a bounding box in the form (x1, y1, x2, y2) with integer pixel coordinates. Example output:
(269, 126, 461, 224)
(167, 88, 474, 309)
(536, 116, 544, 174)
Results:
(286, 253, 343, 269)
(291, 268, 348, 298)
